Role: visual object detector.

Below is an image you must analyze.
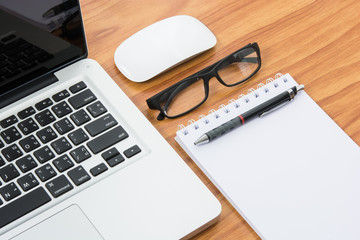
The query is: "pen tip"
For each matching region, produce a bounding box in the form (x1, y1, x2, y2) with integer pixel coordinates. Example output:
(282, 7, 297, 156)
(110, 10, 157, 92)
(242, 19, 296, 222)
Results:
(194, 134, 209, 146)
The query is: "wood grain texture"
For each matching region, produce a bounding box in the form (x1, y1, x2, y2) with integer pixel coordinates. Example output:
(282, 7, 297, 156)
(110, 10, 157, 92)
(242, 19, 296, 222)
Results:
(80, 0, 360, 239)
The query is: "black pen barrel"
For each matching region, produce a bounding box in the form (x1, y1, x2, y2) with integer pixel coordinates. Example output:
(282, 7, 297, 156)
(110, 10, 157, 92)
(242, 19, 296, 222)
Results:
(242, 90, 292, 121)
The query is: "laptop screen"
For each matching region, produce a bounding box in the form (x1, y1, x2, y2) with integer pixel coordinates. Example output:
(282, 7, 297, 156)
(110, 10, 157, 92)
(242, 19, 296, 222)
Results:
(0, 0, 87, 99)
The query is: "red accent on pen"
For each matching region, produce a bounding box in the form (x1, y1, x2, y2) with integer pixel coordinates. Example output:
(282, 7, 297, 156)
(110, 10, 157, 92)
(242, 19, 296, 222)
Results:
(239, 115, 245, 124)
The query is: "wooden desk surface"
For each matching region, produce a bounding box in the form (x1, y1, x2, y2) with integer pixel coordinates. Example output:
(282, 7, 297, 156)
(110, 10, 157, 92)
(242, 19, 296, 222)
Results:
(81, 0, 360, 239)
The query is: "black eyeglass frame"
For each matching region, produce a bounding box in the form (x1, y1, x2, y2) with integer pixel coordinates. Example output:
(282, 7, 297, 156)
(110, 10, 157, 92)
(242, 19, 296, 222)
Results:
(146, 42, 261, 120)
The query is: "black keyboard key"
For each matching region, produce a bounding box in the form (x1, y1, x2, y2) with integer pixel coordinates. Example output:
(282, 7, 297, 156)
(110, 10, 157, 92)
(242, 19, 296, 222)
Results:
(53, 155, 74, 172)
(51, 137, 72, 154)
(124, 145, 141, 158)
(35, 164, 56, 182)
(23, 46, 40, 55)
(35, 110, 56, 127)
(1, 144, 23, 162)
(22, 55, 38, 64)
(68, 89, 97, 109)
(8, 54, 24, 63)
(24, 50, 47, 61)
(70, 109, 90, 126)
(0, 139, 4, 148)
(37, 53, 53, 63)
(85, 113, 117, 137)
(70, 146, 91, 163)
(18, 106, 36, 120)
(0, 115, 18, 128)
(53, 118, 74, 135)
(46, 175, 73, 198)
(1, 34, 16, 42)
(68, 129, 89, 146)
(0, 59, 8, 67)
(19, 135, 40, 153)
(1, 126, 22, 144)
(0, 182, 21, 201)
(36, 126, 57, 143)
(87, 126, 129, 154)
(0, 156, 5, 167)
(69, 81, 86, 93)
(18, 118, 39, 135)
(67, 166, 91, 186)
(101, 147, 119, 160)
(0, 187, 51, 228)
(33, 146, 55, 164)
(51, 101, 72, 118)
(0, 163, 20, 182)
(52, 89, 70, 102)
(35, 98, 53, 111)
(0, 62, 8, 70)
(17, 173, 39, 191)
(16, 155, 38, 173)
(107, 154, 125, 167)
(87, 101, 107, 118)
(90, 163, 108, 176)
(3, 38, 25, 54)
(4, 70, 21, 79)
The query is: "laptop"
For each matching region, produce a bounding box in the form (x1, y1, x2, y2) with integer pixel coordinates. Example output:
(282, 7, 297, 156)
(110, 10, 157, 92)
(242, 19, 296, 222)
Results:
(0, 1, 221, 239)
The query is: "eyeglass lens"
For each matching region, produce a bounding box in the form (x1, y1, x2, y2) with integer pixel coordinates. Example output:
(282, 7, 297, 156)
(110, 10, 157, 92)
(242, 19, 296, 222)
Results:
(217, 47, 259, 85)
(160, 77, 206, 117)
(159, 46, 259, 118)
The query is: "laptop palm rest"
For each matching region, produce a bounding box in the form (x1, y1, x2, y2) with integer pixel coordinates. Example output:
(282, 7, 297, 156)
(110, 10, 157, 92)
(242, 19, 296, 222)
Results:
(10, 205, 104, 240)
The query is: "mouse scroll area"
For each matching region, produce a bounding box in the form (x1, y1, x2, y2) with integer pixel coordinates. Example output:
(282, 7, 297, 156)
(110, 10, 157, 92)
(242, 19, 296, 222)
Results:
(10, 205, 104, 240)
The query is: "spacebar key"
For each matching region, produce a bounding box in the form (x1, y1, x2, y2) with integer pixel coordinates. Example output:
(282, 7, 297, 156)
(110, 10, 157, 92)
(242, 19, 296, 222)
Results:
(87, 126, 129, 154)
(0, 187, 51, 228)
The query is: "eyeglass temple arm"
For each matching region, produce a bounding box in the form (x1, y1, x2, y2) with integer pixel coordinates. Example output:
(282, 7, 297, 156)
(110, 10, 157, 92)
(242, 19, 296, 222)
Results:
(217, 48, 258, 70)
(239, 57, 258, 63)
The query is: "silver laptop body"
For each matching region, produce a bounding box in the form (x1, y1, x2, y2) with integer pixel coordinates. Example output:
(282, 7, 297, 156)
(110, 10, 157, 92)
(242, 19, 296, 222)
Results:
(0, 1, 220, 239)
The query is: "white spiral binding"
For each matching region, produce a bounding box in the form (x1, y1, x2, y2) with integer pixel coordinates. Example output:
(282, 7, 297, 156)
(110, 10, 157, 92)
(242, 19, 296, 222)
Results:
(248, 88, 259, 98)
(177, 73, 286, 135)
(275, 73, 283, 79)
(177, 124, 188, 135)
(199, 114, 210, 124)
(187, 119, 199, 130)
(209, 109, 220, 119)
(219, 104, 230, 113)
(228, 99, 240, 108)
(257, 83, 269, 93)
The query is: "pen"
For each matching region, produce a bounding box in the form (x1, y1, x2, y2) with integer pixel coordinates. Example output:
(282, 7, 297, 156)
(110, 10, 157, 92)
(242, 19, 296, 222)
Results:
(194, 84, 305, 145)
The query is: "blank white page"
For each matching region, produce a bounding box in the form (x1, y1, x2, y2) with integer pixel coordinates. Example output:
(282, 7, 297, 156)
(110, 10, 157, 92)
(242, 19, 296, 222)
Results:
(176, 74, 360, 240)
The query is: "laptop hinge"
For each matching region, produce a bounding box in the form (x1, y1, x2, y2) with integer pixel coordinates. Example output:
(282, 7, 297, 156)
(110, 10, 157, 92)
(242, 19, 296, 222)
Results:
(0, 73, 58, 109)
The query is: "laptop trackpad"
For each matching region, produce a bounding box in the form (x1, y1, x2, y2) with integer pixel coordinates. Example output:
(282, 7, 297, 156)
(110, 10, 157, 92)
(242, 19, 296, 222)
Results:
(11, 205, 104, 240)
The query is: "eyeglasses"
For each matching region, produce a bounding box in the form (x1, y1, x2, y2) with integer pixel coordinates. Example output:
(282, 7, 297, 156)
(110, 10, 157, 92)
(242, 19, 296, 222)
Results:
(146, 42, 261, 120)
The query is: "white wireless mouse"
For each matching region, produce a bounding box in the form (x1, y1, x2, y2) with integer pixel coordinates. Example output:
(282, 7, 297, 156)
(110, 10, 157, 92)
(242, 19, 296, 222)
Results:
(114, 15, 217, 82)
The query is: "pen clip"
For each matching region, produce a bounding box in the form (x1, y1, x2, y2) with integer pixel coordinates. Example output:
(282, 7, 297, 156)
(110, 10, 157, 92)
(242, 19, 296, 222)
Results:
(259, 100, 290, 117)
(259, 88, 296, 117)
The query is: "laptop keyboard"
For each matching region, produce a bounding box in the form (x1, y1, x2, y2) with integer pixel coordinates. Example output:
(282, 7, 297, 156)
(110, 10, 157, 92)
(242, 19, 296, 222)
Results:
(0, 81, 142, 229)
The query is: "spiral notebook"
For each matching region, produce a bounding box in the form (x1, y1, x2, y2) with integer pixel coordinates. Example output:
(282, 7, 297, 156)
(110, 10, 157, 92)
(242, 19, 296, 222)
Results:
(175, 73, 360, 240)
